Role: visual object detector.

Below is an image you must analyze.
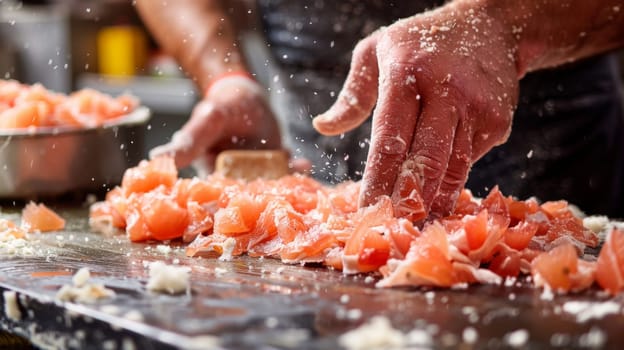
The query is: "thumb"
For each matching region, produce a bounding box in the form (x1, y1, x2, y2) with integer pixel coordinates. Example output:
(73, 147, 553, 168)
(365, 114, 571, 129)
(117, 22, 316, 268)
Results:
(312, 34, 380, 135)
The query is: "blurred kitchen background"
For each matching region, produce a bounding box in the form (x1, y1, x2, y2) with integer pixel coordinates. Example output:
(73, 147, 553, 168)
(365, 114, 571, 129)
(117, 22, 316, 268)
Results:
(0, 0, 228, 159)
(1, 0, 623, 159)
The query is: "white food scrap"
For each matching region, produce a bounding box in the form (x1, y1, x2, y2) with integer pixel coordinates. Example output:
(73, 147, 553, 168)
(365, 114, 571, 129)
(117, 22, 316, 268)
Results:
(338, 316, 407, 350)
(123, 310, 144, 322)
(146, 261, 191, 294)
(56, 268, 115, 303)
(72, 267, 90, 288)
(156, 244, 172, 255)
(562, 300, 622, 323)
(3, 291, 21, 321)
(219, 237, 236, 261)
(504, 329, 529, 348)
(583, 216, 609, 234)
(0, 218, 35, 256)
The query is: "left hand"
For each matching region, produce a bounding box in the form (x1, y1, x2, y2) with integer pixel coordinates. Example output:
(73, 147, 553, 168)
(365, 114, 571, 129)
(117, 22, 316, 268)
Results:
(313, 1, 519, 220)
(149, 75, 282, 173)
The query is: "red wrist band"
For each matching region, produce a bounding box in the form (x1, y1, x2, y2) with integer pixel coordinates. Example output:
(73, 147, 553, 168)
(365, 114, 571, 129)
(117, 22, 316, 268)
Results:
(205, 71, 255, 96)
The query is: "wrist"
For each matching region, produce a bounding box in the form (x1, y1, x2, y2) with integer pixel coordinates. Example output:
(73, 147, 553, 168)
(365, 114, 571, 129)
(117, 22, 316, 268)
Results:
(478, 0, 624, 77)
(204, 71, 255, 97)
(483, 0, 552, 78)
(474, 0, 536, 78)
(442, 0, 527, 77)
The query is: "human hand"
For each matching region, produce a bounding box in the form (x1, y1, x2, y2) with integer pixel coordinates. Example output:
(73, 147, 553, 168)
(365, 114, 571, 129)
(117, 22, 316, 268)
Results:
(150, 74, 282, 173)
(313, 1, 519, 220)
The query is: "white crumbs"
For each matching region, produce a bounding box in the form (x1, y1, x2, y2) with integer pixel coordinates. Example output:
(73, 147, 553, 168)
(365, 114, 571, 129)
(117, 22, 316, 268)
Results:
(462, 326, 478, 344)
(582, 216, 609, 234)
(219, 237, 236, 261)
(579, 327, 607, 348)
(338, 316, 407, 350)
(56, 268, 115, 303)
(540, 286, 554, 301)
(364, 276, 375, 284)
(3, 291, 21, 321)
(156, 244, 172, 255)
(184, 335, 221, 350)
(504, 329, 529, 348)
(123, 310, 144, 322)
(146, 261, 191, 294)
(0, 237, 35, 256)
(72, 267, 90, 287)
(562, 300, 622, 323)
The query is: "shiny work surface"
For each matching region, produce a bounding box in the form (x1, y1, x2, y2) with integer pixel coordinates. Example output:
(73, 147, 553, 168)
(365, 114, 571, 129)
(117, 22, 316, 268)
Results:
(0, 207, 622, 350)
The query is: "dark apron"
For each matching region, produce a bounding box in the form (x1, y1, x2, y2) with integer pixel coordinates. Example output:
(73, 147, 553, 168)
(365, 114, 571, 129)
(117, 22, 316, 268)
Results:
(257, 0, 624, 217)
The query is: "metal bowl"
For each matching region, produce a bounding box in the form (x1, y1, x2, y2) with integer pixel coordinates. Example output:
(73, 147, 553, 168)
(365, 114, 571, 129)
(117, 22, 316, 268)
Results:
(0, 106, 150, 199)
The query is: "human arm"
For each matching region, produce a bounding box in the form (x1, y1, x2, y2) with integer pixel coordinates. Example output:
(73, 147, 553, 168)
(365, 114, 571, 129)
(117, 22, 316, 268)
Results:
(312, 0, 624, 220)
(135, 0, 281, 169)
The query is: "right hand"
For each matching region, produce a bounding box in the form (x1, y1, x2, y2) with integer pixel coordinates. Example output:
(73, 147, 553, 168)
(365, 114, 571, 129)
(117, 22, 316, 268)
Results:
(149, 75, 282, 172)
(313, 3, 519, 220)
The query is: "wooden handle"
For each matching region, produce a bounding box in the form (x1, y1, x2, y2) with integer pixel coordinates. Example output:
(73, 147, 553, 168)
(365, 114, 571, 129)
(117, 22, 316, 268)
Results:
(215, 150, 289, 181)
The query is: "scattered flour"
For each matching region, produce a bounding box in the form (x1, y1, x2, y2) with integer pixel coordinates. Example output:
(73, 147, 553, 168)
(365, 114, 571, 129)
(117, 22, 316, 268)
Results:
(338, 316, 407, 350)
(579, 327, 607, 348)
(562, 300, 622, 323)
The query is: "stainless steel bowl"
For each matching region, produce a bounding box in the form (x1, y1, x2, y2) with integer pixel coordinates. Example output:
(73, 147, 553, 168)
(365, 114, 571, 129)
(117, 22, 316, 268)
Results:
(0, 106, 150, 199)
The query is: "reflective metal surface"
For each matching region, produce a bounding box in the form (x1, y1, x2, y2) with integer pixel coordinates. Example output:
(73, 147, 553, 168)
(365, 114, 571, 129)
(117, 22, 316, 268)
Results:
(0, 208, 622, 349)
(0, 107, 149, 199)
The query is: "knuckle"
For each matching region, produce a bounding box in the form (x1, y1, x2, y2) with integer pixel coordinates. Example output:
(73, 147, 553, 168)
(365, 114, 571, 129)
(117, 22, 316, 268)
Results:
(412, 152, 447, 179)
(442, 157, 470, 187)
(373, 130, 410, 156)
(352, 37, 376, 60)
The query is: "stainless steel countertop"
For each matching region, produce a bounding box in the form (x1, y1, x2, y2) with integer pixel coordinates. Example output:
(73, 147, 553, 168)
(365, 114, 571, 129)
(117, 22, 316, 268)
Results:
(0, 206, 622, 349)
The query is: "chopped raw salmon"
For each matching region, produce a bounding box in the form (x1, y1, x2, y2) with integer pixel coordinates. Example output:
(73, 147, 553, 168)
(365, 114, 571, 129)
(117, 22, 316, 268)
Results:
(121, 157, 177, 195)
(378, 222, 454, 287)
(0, 79, 137, 130)
(21, 202, 65, 232)
(596, 228, 624, 295)
(531, 243, 595, 293)
(89, 155, 612, 294)
(141, 192, 189, 241)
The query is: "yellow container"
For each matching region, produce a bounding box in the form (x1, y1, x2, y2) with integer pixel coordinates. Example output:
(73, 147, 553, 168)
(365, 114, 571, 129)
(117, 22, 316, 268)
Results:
(97, 25, 147, 76)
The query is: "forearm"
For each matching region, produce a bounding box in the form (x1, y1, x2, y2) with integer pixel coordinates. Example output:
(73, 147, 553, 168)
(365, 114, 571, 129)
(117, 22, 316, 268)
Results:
(481, 0, 624, 77)
(135, 0, 247, 91)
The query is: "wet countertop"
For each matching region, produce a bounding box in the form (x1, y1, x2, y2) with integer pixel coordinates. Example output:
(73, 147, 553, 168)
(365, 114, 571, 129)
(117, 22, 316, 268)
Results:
(0, 206, 622, 349)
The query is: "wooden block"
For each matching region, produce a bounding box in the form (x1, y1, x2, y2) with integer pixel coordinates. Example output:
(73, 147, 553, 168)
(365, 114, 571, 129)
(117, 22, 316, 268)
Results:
(215, 150, 289, 181)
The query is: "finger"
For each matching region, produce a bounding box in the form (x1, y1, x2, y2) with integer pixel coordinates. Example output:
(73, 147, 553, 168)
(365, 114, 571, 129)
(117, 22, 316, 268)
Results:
(390, 99, 459, 221)
(429, 117, 473, 218)
(312, 35, 380, 136)
(289, 158, 312, 174)
(191, 152, 216, 179)
(358, 63, 421, 208)
(150, 100, 224, 168)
